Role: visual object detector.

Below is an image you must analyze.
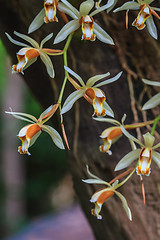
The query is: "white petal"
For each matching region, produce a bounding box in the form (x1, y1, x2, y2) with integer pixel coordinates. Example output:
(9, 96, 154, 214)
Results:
(103, 101, 114, 117)
(94, 71, 122, 88)
(86, 72, 110, 87)
(61, 90, 84, 114)
(94, 23, 114, 45)
(142, 93, 160, 110)
(142, 78, 160, 87)
(86, 165, 102, 180)
(146, 16, 157, 40)
(107, 0, 118, 13)
(5, 33, 30, 47)
(152, 141, 160, 150)
(14, 31, 39, 49)
(90, 0, 114, 16)
(82, 179, 110, 185)
(152, 151, 160, 168)
(93, 117, 120, 125)
(61, 0, 80, 17)
(40, 33, 53, 48)
(113, 2, 139, 12)
(18, 125, 32, 137)
(40, 52, 55, 78)
(54, 20, 80, 44)
(115, 149, 141, 171)
(42, 125, 65, 149)
(90, 188, 111, 203)
(120, 125, 144, 147)
(5, 108, 37, 123)
(29, 130, 42, 147)
(28, 8, 45, 34)
(115, 191, 132, 221)
(64, 66, 85, 86)
(79, 0, 94, 16)
(58, 3, 79, 19)
(143, 132, 155, 148)
(23, 58, 38, 71)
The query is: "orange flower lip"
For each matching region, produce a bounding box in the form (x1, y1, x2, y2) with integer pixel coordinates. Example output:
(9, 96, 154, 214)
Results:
(80, 15, 95, 41)
(136, 148, 152, 176)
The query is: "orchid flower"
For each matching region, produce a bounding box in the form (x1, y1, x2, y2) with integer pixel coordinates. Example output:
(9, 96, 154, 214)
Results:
(6, 31, 61, 78)
(28, 0, 59, 33)
(115, 127, 160, 176)
(61, 66, 122, 117)
(82, 166, 132, 220)
(142, 79, 160, 110)
(114, 0, 160, 39)
(54, 0, 114, 44)
(5, 104, 65, 155)
(94, 116, 153, 155)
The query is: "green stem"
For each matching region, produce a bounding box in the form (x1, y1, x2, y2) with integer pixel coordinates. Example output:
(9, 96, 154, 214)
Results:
(58, 33, 73, 105)
(114, 168, 136, 190)
(151, 115, 160, 136)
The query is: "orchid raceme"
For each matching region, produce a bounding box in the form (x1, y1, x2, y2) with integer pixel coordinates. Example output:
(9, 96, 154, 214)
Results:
(54, 0, 114, 44)
(28, 0, 59, 33)
(61, 66, 122, 117)
(5, 104, 65, 155)
(6, 31, 62, 78)
(94, 116, 154, 155)
(113, 0, 160, 39)
(142, 79, 160, 110)
(115, 127, 160, 176)
(82, 166, 132, 220)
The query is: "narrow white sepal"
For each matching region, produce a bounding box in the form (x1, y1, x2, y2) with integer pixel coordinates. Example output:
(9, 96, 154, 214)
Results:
(142, 93, 160, 110)
(115, 191, 132, 221)
(115, 149, 141, 171)
(94, 23, 114, 45)
(146, 16, 157, 40)
(152, 151, 160, 168)
(40, 52, 55, 78)
(61, 90, 84, 114)
(5, 32, 30, 48)
(42, 125, 65, 149)
(28, 8, 45, 34)
(113, 1, 139, 13)
(86, 72, 110, 87)
(40, 33, 53, 48)
(64, 66, 85, 86)
(54, 20, 80, 44)
(14, 31, 39, 49)
(94, 71, 122, 88)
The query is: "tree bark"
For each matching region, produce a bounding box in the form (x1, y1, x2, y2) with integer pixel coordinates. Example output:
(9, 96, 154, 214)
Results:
(1, 1, 160, 239)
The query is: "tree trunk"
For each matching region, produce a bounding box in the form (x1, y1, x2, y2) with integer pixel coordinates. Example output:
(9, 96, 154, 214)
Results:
(1, 0, 160, 239)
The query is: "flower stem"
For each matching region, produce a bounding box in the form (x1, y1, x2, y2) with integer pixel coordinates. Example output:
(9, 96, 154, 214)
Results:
(151, 115, 160, 136)
(58, 33, 73, 105)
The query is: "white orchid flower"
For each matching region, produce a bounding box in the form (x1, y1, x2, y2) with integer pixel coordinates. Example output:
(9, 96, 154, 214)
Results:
(61, 66, 122, 117)
(114, 0, 160, 39)
(82, 165, 132, 220)
(115, 128, 160, 176)
(5, 31, 60, 78)
(54, 0, 115, 44)
(5, 104, 65, 155)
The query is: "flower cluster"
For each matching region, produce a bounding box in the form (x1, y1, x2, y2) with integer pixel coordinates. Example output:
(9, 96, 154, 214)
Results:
(5, 0, 160, 224)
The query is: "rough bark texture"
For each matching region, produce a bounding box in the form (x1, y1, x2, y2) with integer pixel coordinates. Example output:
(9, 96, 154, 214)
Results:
(1, 0, 160, 239)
